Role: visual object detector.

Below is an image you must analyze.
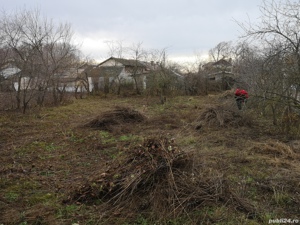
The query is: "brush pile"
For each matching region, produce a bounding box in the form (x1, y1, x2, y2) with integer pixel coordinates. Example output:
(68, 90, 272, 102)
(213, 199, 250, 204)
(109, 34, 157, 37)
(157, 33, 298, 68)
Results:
(219, 89, 234, 99)
(66, 137, 184, 202)
(195, 105, 253, 129)
(84, 107, 145, 132)
(250, 139, 295, 157)
(65, 136, 258, 222)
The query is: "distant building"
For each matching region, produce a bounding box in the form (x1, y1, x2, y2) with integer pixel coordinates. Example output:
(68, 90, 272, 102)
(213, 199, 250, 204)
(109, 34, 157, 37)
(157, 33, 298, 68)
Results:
(202, 58, 235, 81)
(0, 57, 184, 94)
(87, 57, 151, 92)
(0, 63, 25, 90)
(87, 57, 183, 94)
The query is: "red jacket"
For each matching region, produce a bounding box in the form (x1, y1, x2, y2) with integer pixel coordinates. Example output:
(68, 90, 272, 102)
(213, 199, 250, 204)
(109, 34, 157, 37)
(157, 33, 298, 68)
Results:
(235, 89, 249, 98)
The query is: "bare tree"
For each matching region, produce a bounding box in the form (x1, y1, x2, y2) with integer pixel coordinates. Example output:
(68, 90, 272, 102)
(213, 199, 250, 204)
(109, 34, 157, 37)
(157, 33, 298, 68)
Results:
(105, 39, 126, 58)
(104, 41, 149, 95)
(208, 41, 233, 61)
(238, 0, 300, 90)
(0, 30, 12, 95)
(145, 48, 184, 100)
(74, 57, 95, 98)
(103, 40, 129, 95)
(128, 42, 147, 95)
(0, 8, 79, 112)
(238, 0, 300, 132)
(183, 56, 210, 96)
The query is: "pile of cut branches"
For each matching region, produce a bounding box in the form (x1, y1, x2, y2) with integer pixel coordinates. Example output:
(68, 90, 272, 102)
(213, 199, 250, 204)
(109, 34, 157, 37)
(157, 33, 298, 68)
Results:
(65, 136, 258, 222)
(195, 105, 253, 129)
(65, 137, 186, 204)
(84, 106, 146, 132)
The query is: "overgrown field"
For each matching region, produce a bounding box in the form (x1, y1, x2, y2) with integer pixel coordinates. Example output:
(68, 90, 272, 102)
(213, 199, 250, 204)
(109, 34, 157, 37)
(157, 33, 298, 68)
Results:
(0, 94, 299, 225)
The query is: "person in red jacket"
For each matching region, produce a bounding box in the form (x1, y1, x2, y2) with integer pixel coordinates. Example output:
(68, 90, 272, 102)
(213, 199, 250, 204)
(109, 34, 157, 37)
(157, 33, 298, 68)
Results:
(235, 88, 249, 110)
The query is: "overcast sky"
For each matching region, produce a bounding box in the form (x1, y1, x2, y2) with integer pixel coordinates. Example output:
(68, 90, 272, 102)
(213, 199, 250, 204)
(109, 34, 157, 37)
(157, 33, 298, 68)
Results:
(1, 0, 263, 63)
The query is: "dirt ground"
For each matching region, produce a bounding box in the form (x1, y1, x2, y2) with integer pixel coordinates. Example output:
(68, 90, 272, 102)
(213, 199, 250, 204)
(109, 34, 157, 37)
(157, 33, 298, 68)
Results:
(0, 94, 299, 224)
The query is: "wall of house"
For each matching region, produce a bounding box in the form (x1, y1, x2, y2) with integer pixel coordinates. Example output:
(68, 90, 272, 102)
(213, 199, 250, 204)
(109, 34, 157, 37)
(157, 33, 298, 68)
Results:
(118, 68, 130, 81)
(58, 82, 77, 92)
(88, 77, 94, 91)
(13, 77, 31, 90)
(88, 76, 118, 92)
(100, 59, 132, 82)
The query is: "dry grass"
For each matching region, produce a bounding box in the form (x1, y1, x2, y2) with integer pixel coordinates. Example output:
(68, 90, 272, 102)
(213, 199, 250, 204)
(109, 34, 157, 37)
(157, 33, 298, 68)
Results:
(194, 104, 254, 130)
(249, 139, 295, 157)
(0, 94, 299, 224)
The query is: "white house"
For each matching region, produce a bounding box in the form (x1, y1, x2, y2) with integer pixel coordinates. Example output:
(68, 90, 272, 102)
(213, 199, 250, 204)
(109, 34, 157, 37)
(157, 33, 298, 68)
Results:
(0, 63, 28, 90)
(0, 63, 84, 92)
(88, 57, 153, 93)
